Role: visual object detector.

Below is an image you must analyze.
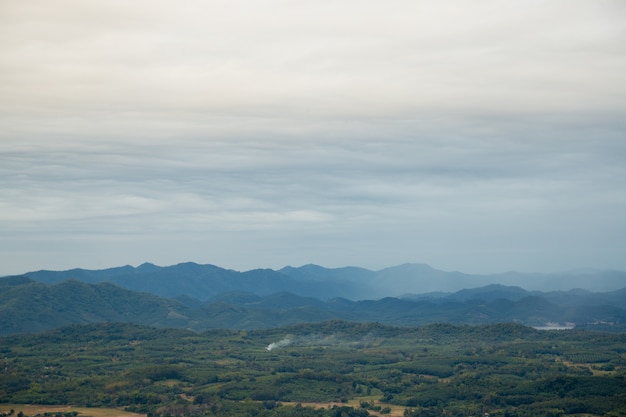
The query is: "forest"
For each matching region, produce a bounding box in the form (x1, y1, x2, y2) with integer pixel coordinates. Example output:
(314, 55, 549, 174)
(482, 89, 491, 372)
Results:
(1, 321, 625, 417)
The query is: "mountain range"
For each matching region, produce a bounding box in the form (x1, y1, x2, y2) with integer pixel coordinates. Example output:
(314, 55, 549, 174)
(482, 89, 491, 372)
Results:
(1, 262, 626, 336)
(19, 261, 626, 300)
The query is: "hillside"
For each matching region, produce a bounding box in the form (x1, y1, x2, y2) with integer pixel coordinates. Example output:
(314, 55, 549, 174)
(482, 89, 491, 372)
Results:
(1, 275, 625, 336)
(0, 277, 198, 335)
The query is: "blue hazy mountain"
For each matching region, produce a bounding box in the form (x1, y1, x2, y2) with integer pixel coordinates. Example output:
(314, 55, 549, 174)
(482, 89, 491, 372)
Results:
(2, 275, 625, 335)
(23, 262, 363, 300)
(20, 262, 626, 301)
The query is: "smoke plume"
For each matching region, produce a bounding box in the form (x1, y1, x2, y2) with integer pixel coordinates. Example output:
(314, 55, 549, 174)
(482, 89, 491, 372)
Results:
(265, 338, 292, 351)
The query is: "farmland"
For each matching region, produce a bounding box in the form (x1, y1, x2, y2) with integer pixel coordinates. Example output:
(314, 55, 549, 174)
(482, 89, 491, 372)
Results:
(1, 321, 625, 417)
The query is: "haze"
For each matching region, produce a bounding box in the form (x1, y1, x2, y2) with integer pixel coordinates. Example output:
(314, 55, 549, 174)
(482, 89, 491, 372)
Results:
(1, 0, 625, 276)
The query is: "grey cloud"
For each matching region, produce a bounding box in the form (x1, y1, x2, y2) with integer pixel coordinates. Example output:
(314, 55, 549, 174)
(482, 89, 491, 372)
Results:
(0, 0, 625, 275)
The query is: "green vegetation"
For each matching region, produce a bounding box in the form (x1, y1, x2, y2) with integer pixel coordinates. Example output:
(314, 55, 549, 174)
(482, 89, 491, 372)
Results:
(1, 321, 625, 417)
(3, 276, 626, 336)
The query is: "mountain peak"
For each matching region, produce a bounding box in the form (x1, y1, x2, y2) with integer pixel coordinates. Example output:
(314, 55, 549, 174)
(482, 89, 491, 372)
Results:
(137, 262, 159, 271)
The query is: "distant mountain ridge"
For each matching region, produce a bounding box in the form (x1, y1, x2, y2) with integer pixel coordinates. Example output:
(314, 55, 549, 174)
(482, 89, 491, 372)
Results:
(18, 262, 626, 301)
(22, 262, 368, 300)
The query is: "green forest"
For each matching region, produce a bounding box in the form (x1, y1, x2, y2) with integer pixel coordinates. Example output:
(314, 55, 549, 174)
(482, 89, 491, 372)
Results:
(1, 321, 625, 417)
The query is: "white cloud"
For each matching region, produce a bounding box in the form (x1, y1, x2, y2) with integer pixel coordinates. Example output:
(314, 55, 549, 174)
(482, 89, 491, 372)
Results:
(2, 0, 625, 120)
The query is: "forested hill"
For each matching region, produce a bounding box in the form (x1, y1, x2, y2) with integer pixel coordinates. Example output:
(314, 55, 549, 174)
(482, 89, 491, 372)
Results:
(1, 275, 625, 336)
(0, 277, 197, 335)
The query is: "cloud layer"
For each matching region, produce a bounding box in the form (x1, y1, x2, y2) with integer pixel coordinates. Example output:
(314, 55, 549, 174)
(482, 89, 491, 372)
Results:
(1, 0, 625, 275)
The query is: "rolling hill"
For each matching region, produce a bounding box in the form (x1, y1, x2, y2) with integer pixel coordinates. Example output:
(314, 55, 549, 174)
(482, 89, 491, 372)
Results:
(1, 274, 625, 336)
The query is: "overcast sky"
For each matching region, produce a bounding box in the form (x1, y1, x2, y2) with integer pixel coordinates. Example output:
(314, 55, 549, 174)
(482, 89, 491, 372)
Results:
(1, 0, 625, 276)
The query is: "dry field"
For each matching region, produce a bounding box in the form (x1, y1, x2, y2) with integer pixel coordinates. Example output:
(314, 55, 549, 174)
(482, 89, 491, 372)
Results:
(0, 402, 408, 417)
(281, 398, 408, 417)
(0, 405, 145, 417)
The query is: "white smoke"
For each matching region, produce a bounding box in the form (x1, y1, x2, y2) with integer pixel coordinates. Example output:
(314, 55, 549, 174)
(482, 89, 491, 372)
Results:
(264, 334, 375, 351)
(265, 338, 292, 351)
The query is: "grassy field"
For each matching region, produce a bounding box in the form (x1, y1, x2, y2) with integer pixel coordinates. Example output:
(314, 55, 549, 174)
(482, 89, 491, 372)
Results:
(0, 405, 145, 417)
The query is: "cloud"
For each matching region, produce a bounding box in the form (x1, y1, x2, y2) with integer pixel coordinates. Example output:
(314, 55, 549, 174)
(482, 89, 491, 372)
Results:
(2, 0, 625, 120)
(0, 0, 625, 275)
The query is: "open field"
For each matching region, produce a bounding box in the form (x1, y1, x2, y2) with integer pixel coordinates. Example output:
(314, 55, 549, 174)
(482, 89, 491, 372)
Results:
(0, 402, 408, 417)
(0, 405, 144, 417)
(281, 399, 408, 417)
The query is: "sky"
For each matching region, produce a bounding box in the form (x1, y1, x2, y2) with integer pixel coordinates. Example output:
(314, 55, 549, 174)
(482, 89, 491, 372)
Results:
(1, 0, 625, 276)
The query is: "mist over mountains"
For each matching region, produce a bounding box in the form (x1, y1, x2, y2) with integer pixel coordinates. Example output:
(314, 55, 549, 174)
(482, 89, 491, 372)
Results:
(20, 261, 626, 301)
(1, 262, 625, 336)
